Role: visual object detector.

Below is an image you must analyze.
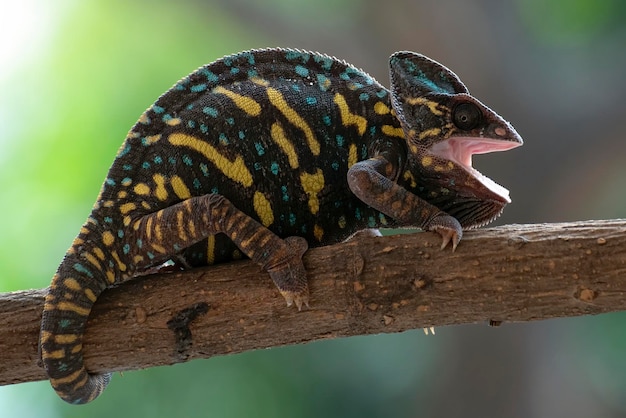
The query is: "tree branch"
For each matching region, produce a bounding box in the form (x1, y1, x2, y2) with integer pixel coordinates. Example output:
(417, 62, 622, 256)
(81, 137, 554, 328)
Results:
(2, 219, 625, 386)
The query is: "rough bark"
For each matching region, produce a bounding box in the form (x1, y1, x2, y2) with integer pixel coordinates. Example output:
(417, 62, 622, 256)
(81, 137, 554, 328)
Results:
(1, 220, 625, 386)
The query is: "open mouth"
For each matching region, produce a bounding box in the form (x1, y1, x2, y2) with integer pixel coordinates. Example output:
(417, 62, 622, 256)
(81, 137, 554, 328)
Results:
(428, 136, 522, 203)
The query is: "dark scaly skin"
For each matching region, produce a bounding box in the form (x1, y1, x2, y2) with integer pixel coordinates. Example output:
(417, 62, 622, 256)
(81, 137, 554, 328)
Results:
(40, 48, 522, 404)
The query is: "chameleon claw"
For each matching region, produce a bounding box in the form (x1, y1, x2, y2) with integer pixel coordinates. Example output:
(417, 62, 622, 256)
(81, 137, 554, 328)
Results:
(280, 290, 309, 311)
(423, 326, 436, 335)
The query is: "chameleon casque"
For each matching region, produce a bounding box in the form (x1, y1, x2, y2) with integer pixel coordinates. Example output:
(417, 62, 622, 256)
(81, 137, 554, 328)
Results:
(40, 47, 522, 404)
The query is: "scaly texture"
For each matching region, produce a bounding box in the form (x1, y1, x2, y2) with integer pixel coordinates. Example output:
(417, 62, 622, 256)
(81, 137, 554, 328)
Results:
(40, 48, 522, 404)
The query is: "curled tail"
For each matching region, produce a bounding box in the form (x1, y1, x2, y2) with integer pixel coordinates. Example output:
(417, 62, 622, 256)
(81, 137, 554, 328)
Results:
(40, 247, 113, 404)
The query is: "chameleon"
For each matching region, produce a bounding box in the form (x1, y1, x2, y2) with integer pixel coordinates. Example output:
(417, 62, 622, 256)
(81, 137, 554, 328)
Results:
(40, 47, 522, 404)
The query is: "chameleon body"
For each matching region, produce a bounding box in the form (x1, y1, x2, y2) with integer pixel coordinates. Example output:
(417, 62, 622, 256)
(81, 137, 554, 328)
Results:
(40, 48, 522, 404)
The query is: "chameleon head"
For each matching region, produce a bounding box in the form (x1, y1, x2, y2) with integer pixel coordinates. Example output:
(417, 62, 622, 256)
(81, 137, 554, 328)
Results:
(389, 51, 523, 228)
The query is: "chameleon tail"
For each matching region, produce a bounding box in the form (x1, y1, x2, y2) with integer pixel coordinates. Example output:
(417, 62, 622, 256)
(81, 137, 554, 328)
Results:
(40, 251, 112, 404)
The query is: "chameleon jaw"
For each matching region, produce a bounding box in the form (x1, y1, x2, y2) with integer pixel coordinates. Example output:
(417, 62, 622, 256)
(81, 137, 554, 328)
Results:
(429, 136, 521, 203)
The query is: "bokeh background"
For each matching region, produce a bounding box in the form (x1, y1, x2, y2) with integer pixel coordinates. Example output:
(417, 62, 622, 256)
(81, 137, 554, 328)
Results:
(1, 0, 625, 417)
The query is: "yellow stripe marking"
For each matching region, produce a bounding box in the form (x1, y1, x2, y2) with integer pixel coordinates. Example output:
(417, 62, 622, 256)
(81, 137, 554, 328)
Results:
(151, 243, 167, 253)
(102, 231, 115, 246)
(334, 93, 367, 136)
(50, 368, 84, 386)
(117, 191, 128, 199)
(418, 127, 442, 140)
(84, 288, 97, 302)
(270, 122, 299, 169)
(187, 219, 196, 238)
(106, 270, 115, 283)
(41, 349, 65, 359)
(120, 202, 136, 215)
(267, 87, 320, 156)
(63, 278, 81, 291)
(57, 301, 90, 316)
(55, 334, 78, 344)
(93, 247, 105, 261)
(421, 156, 433, 167)
(171, 175, 192, 200)
(166, 117, 182, 126)
(177, 210, 187, 241)
(153, 174, 169, 201)
(250, 77, 270, 87)
(300, 169, 325, 215)
(111, 251, 127, 272)
(143, 134, 161, 144)
(207, 235, 215, 264)
(405, 97, 444, 116)
(348, 143, 358, 168)
(382, 125, 405, 138)
(253, 191, 274, 227)
(374, 101, 390, 115)
(134, 183, 150, 195)
(71, 343, 83, 354)
(314, 224, 324, 242)
(169, 133, 253, 187)
(213, 85, 261, 116)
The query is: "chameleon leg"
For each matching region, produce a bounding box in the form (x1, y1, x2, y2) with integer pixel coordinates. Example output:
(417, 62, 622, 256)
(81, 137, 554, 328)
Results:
(132, 193, 309, 307)
(347, 156, 462, 250)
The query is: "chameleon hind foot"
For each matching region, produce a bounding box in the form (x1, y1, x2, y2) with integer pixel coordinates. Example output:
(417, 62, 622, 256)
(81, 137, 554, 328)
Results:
(265, 236, 309, 310)
(425, 213, 463, 251)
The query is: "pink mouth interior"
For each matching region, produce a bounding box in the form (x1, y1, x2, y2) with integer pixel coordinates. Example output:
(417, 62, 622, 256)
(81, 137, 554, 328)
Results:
(429, 137, 521, 202)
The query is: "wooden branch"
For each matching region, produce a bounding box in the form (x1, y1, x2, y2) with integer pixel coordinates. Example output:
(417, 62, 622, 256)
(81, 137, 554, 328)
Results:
(2, 219, 625, 387)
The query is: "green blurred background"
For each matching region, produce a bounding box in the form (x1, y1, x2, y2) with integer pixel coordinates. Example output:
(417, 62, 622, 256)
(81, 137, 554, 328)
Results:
(1, 0, 625, 416)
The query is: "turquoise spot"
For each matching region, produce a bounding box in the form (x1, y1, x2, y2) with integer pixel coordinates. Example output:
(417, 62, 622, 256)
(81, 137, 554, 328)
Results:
(211, 186, 219, 194)
(203, 107, 218, 117)
(200, 163, 209, 176)
(106, 178, 116, 186)
(59, 319, 72, 329)
(121, 177, 132, 186)
(154, 156, 163, 164)
(142, 161, 150, 169)
(295, 65, 309, 77)
(123, 164, 133, 171)
(376, 90, 388, 98)
(162, 114, 173, 123)
(123, 244, 130, 255)
(175, 84, 185, 91)
(289, 213, 296, 226)
(201, 68, 219, 82)
(219, 133, 229, 145)
(255, 143, 265, 155)
(200, 124, 208, 134)
(73, 263, 94, 278)
(336, 135, 344, 147)
(238, 131, 245, 139)
(291, 84, 301, 92)
(181, 155, 192, 166)
(193, 178, 201, 189)
(152, 105, 165, 114)
(118, 229, 124, 238)
(300, 224, 307, 233)
(370, 126, 377, 135)
(340, 72, 351, 81)
(306, 97, 317, 105)
(243, 52, 255, 65)
(281, 186, 289, 201)
(137, 239, 143, 248)
(104, 216, 113, 224)
(223, 56, 233, 66)
(331, 161, 339, 171)
(286, 50, 308, 61)
(270, 161, 279, 175)
(147, 251, 155, 260)
(314, 55, 333, 71)
(322, 115, 332, 126)
(173, 244, 181, 251)
(226, 117, 235, 125)
(355, 207, 362, 220)
(118, 143, 131, 157)
(186, 104, 194, 110)
(187, 120, 196, 129)
(191, 83, 207, 92)
(359, 92, 370, 101)
(247, 69, 258, 78)
(352, 82, 364, 89)
(316, 74, 330, 91)
(230, 67, 240, 75)
(368, 216, 376, 228)
(168, 156, 176, 164)
(254, 162, 262, 171)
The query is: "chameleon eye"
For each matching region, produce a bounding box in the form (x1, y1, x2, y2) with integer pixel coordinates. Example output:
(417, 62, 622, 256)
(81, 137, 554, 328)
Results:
(453, 102, 481, 130)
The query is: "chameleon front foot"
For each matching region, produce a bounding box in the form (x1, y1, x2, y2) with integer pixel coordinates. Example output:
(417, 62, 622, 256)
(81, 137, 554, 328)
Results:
(425, 214, 463, 251)
(265, 236, 310, 310)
